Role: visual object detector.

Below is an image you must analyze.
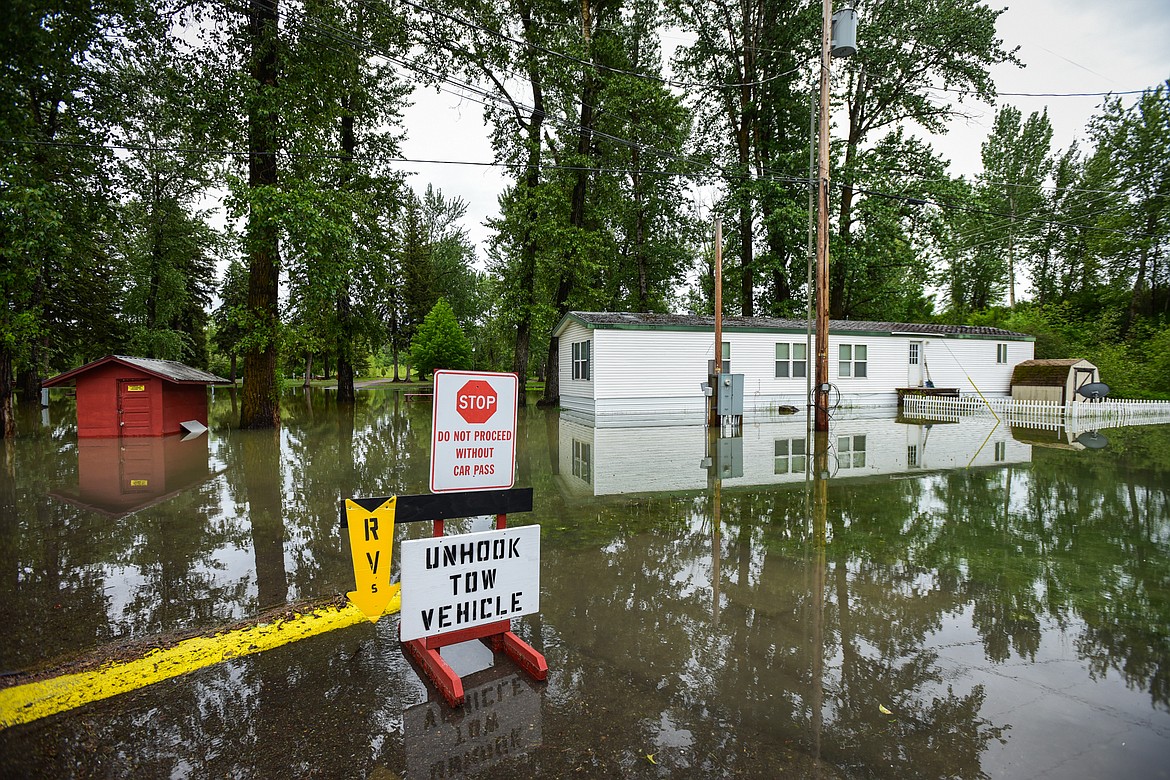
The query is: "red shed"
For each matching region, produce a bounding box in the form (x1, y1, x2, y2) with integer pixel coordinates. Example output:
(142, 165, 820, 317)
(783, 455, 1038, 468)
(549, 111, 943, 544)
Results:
(43, 355, 229, 437)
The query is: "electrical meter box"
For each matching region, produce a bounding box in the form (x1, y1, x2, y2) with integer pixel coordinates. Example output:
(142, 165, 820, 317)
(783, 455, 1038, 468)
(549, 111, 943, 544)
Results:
(708, 373, 744, 417)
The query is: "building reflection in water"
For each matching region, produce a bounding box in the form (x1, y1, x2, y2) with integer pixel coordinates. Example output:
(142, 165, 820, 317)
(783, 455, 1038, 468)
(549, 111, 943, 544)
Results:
(50, 434, 221, 517)
(556, 412, 1032, 497)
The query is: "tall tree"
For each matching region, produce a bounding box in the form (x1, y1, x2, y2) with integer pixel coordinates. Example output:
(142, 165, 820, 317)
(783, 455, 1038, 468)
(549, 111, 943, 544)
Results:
(0, 0, 152, 435)
(1088, 83, 1170, 331)
(833, 0, 1019, 318)
(976, 106, 1053, 307)
(238, 0, 282, 428)
(277, 0, 409, 405)
(671, 0, 816, 318)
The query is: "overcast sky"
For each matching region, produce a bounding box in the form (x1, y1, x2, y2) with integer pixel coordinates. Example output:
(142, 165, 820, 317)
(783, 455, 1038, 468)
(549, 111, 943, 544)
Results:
(397, 0, 1170, 258)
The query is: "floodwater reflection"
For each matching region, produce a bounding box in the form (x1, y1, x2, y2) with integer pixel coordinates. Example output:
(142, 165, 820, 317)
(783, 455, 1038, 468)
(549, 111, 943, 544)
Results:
(0, 389, 1168, 778)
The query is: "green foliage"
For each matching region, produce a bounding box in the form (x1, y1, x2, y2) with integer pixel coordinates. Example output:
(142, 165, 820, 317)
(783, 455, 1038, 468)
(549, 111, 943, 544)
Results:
(3, 0, 1168, 419)
(409, 299, 473, 379)
(831, 0, 1020, 320)
(966, 303, 1170, 399)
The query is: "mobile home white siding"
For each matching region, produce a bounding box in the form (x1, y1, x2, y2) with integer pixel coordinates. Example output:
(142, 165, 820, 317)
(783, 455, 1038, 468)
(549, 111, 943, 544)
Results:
(558, 321, 595, 415)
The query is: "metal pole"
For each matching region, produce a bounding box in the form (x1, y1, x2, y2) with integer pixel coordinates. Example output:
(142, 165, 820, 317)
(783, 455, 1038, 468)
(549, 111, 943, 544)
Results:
(814, 0, 832, 432)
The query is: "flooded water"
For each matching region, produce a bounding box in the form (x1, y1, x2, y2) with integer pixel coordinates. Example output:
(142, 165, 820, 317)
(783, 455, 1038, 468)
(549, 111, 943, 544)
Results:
(2, 387, 1169, 778)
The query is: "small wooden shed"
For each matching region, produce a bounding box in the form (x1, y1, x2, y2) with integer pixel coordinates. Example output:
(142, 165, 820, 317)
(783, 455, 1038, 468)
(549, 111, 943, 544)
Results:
(1010, 358, 1100, 404)
(43, 355, 229, 437)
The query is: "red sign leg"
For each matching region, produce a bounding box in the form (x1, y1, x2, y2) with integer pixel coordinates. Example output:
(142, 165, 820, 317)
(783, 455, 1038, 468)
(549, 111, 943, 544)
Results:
(402, 638, 465, 708)
(502, 631, 548, 681)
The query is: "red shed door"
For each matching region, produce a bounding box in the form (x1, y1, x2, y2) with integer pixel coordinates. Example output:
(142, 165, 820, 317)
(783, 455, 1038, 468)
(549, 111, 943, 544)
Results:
(118, 379, 153, 435)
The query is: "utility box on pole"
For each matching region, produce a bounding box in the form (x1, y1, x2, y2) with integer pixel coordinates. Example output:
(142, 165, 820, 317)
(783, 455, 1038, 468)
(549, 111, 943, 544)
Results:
(702, 372, 743, 419)
(831, 6, 858, 58)
(716, 373, 743, 417)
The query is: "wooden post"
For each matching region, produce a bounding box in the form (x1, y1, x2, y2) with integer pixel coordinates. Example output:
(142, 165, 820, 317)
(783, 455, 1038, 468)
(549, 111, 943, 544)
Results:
(712, 218, 723, 427)
(714, 217, 723, 378)
(814, 0, 832, 433)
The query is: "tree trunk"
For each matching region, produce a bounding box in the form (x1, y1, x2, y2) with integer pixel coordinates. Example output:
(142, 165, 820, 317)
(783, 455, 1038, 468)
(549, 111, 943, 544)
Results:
(303, 353, 312, 388)
(512, 8, 546, 398)
(239, 0, 281, 429)
(632, 161, 649, 309)
(539, 337, 559, 407)
(737, 0, 757, 317)
(0, 346, 15, 439)
(335, 52, 358, 406)
(834, 70, 866, 320)
(336, 292, 355, 404)
(17, 368, 40, 407)
(17, 301, 45, 406)
(541, 0, 598, 405)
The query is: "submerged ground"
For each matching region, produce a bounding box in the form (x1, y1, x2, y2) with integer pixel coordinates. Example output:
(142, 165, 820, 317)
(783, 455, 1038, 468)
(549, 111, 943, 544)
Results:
(1, 388, 1168, 778)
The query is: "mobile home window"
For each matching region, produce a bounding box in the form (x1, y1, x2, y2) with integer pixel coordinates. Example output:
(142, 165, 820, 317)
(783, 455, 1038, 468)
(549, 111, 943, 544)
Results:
(720, 341, 730, 374)
(774, 438, 807, 474)
(838, 344, 867, 378)
(572, 439, 592, 483)
(775, 343, 808, 379)
(838, 434, 867, 469)
(909, 343, 920, 365)
(572, 340, 591, 380)
(996, 343, 1008, 364)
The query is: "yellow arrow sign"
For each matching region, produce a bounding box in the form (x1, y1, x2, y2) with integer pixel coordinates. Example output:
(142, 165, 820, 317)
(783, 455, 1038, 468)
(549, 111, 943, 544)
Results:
(345, 497, 398, 622)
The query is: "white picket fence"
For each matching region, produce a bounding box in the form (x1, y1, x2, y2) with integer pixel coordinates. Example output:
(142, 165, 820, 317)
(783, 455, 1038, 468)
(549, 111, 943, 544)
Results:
(902, 395, 1170, 433)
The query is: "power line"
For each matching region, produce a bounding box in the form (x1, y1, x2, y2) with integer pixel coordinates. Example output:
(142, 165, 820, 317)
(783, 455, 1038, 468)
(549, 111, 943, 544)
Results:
(849, 184, 1158, 240)
(274, 1, 815, 189)
(1, 138, 713, 179)
(936, 86, 1154, 98)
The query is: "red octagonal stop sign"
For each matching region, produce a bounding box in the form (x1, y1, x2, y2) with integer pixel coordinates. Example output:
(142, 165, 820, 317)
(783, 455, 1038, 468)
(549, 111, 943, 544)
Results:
(456, 380, 498, 424)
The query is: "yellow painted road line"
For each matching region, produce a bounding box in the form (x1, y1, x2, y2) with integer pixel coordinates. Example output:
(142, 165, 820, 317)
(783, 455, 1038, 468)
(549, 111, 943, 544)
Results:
(0, 587, 400, 730)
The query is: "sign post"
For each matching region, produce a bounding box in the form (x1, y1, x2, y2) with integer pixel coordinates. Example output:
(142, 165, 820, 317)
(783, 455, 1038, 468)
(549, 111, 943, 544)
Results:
(400, 525, 540, 642)
(431, 370, 518, 493)
(404, 370, 545, 707)
(344, 497, 399, 621)
(341, 370, 546, 708)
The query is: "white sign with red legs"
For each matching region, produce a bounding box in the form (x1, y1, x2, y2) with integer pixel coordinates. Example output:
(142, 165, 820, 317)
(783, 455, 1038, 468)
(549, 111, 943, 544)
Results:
(430, 370, 519, 493)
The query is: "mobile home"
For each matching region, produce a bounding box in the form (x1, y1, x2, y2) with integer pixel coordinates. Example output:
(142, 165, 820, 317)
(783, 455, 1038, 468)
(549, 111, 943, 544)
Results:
(553, 312, 1035, 423)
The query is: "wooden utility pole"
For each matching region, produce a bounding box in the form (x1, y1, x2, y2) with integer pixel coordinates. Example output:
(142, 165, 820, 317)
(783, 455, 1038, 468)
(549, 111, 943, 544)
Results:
(714, 217, 723, 378)
(814, 0, 832, 432)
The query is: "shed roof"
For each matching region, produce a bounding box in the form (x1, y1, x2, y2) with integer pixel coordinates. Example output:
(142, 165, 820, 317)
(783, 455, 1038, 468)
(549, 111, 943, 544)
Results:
(555, 311, 1033, 340)
(43, 355, 231, 387)
(1010, 358, 1095, 387)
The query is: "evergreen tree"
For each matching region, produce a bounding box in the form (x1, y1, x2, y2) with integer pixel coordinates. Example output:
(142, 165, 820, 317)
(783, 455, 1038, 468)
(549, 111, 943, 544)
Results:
(410, 299, 473, 378)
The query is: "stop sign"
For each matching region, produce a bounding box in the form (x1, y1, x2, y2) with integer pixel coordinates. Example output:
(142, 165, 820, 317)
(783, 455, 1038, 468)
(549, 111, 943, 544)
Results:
(456, 380, 498, 424)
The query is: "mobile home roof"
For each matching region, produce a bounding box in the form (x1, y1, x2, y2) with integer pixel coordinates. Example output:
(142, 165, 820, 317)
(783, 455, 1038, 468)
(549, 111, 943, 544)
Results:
(555, 312, 1034, 341)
